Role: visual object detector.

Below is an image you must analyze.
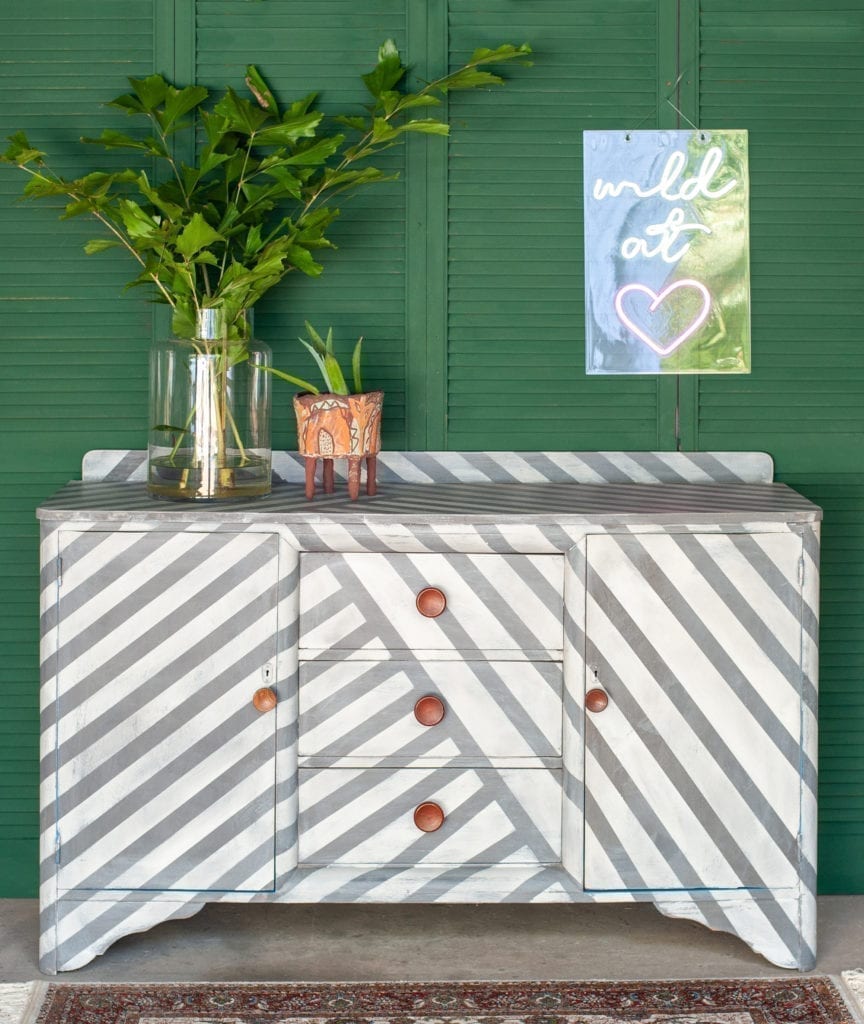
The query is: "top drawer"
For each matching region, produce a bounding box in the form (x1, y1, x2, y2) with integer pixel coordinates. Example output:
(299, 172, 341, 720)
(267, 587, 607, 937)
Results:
(300, 552, 564, 654)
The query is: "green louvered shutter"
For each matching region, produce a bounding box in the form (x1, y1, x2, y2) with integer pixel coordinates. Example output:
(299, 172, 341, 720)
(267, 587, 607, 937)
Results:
(696, 1, 864, 891)
(446, 1, 667, 450)
(0, 1, 156, 894)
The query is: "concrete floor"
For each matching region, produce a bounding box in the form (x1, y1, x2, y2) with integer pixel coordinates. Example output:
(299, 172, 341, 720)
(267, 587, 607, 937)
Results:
(1, 898, 862, 982)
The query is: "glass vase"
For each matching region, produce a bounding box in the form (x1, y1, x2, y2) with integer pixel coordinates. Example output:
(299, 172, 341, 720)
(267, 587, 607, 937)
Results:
(147, 308, 272, 500)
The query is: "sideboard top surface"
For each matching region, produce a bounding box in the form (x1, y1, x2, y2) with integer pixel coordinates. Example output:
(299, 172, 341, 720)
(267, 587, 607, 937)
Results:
(37, 479, 822, 525)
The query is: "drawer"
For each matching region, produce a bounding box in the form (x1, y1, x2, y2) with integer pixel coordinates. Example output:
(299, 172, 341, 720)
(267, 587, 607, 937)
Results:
(300, 552, 564, 653)
(298, 767, 561, 865)
(299, 660, 562, 761)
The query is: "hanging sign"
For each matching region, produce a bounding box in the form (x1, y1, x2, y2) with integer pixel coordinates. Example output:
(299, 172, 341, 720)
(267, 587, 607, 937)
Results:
(583, 129, 750, 374)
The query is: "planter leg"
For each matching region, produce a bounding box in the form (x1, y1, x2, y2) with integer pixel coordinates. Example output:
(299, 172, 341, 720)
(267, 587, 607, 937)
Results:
(304, 457, 317, 500)
(366, 454, 378, 496)
(348, 456, 361, 501)
(323, 459, 335, 494)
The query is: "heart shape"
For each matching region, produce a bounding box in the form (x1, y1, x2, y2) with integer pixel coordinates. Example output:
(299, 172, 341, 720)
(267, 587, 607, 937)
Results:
(614, 278, 711, 357)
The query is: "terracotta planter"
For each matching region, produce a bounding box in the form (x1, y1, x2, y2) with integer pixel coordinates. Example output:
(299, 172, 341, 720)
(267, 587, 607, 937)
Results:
(293, 390, 383, 500)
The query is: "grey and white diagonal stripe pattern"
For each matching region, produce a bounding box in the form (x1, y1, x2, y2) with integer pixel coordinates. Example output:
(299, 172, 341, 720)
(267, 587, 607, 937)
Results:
(299, 660, 562, 763)
(47, 528, 280, 895)
(298, 767, 562, 866)
(81, 449, 775, 485)
(299, 552, 564, 655)
(581, 530, 816, 966)
(38, 455, 821, 975)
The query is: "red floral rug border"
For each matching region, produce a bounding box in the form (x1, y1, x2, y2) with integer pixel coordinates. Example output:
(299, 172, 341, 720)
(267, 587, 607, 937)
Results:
(35, 978, 854, 1024)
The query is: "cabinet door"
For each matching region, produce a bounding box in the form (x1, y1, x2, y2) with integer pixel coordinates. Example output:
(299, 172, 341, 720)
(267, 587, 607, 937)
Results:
(583, 532, 804, 891)
(53, 529, 280, 893)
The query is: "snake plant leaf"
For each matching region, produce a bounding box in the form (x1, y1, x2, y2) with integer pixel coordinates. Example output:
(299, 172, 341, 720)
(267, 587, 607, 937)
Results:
(176, 212, 225, 258)
(302, 321, 328, 356)
(262, 366, 320, 394)
(323, 350, 348, 395)
(352, 336, 364, 394)
(298, 337, 331, 390)
(244, 64, 279, 114)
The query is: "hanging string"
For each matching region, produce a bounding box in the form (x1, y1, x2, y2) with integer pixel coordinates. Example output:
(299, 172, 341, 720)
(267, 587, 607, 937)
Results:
(664, 66, 700, 131)
(624, 65, 701, 137)
(666, 96, 699, 131)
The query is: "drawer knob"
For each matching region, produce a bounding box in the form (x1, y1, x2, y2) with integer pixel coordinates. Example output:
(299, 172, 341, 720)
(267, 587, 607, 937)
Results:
(414, 801, 445, 832)
(416, 586, 446, 618)
(252, 687, 277, 713)
(414, 695, 446, 726)
(586, 687, 609, 713)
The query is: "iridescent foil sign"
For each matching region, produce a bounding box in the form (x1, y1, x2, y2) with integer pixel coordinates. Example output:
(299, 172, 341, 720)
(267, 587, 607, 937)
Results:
(584, 130, 750, 374)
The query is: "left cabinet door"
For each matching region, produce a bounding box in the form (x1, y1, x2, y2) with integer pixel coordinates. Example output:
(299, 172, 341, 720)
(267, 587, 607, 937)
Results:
(51, 529, 280, 893)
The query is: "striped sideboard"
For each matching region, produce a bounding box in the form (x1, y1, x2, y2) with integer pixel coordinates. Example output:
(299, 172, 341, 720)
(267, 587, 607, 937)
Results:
(36, 452, 820, 973)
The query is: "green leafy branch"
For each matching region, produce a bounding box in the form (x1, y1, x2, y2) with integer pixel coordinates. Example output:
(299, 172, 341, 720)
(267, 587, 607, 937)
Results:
(1, 40, 532, 345)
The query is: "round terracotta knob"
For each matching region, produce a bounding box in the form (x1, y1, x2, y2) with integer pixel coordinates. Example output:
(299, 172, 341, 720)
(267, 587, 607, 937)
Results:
(414, 801, 445, 832)
(586, 687, 609, 713)
(414, 695, 446, 727)
(416, 586, 446, 618)
(252, 687, 277, 713)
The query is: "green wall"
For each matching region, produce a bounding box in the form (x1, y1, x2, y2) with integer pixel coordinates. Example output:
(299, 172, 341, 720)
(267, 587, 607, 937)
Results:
(1, 0, 862, 895)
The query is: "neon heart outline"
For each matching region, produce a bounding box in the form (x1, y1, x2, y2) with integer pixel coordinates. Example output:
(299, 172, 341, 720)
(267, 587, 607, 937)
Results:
(614, 278, 711, 357)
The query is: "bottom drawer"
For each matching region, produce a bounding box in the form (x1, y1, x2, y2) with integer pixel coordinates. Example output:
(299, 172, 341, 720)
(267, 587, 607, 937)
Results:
(298, 767, 562, 866)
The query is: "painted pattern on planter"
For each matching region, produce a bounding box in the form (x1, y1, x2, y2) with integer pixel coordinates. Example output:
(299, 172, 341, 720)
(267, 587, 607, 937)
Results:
(294, 390, 383, 500)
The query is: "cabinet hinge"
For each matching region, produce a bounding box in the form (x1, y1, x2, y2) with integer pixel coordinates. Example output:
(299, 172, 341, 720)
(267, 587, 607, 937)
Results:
(54, 830, 61, 865)
(56, 555, 63, 587)
(798, 555, 805, 587)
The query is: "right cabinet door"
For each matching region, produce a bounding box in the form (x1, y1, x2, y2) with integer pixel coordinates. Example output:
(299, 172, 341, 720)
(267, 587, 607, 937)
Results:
(583, 531, 805, 892)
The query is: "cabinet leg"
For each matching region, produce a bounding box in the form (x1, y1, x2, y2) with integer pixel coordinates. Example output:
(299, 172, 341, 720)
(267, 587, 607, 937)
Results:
(366, 454, 378, 496)
(42, 898, 205, 973)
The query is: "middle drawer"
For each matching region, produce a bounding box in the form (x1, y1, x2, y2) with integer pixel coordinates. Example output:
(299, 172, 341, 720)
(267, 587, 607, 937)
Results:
(299, 660, 563, 761)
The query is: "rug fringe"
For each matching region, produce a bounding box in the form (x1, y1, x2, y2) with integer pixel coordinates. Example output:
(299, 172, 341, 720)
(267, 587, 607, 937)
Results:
(0, 983, 47, 1024)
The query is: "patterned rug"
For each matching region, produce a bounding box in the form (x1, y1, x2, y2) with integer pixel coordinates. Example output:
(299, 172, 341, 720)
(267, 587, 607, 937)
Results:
(24, 978, 858, 1024)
